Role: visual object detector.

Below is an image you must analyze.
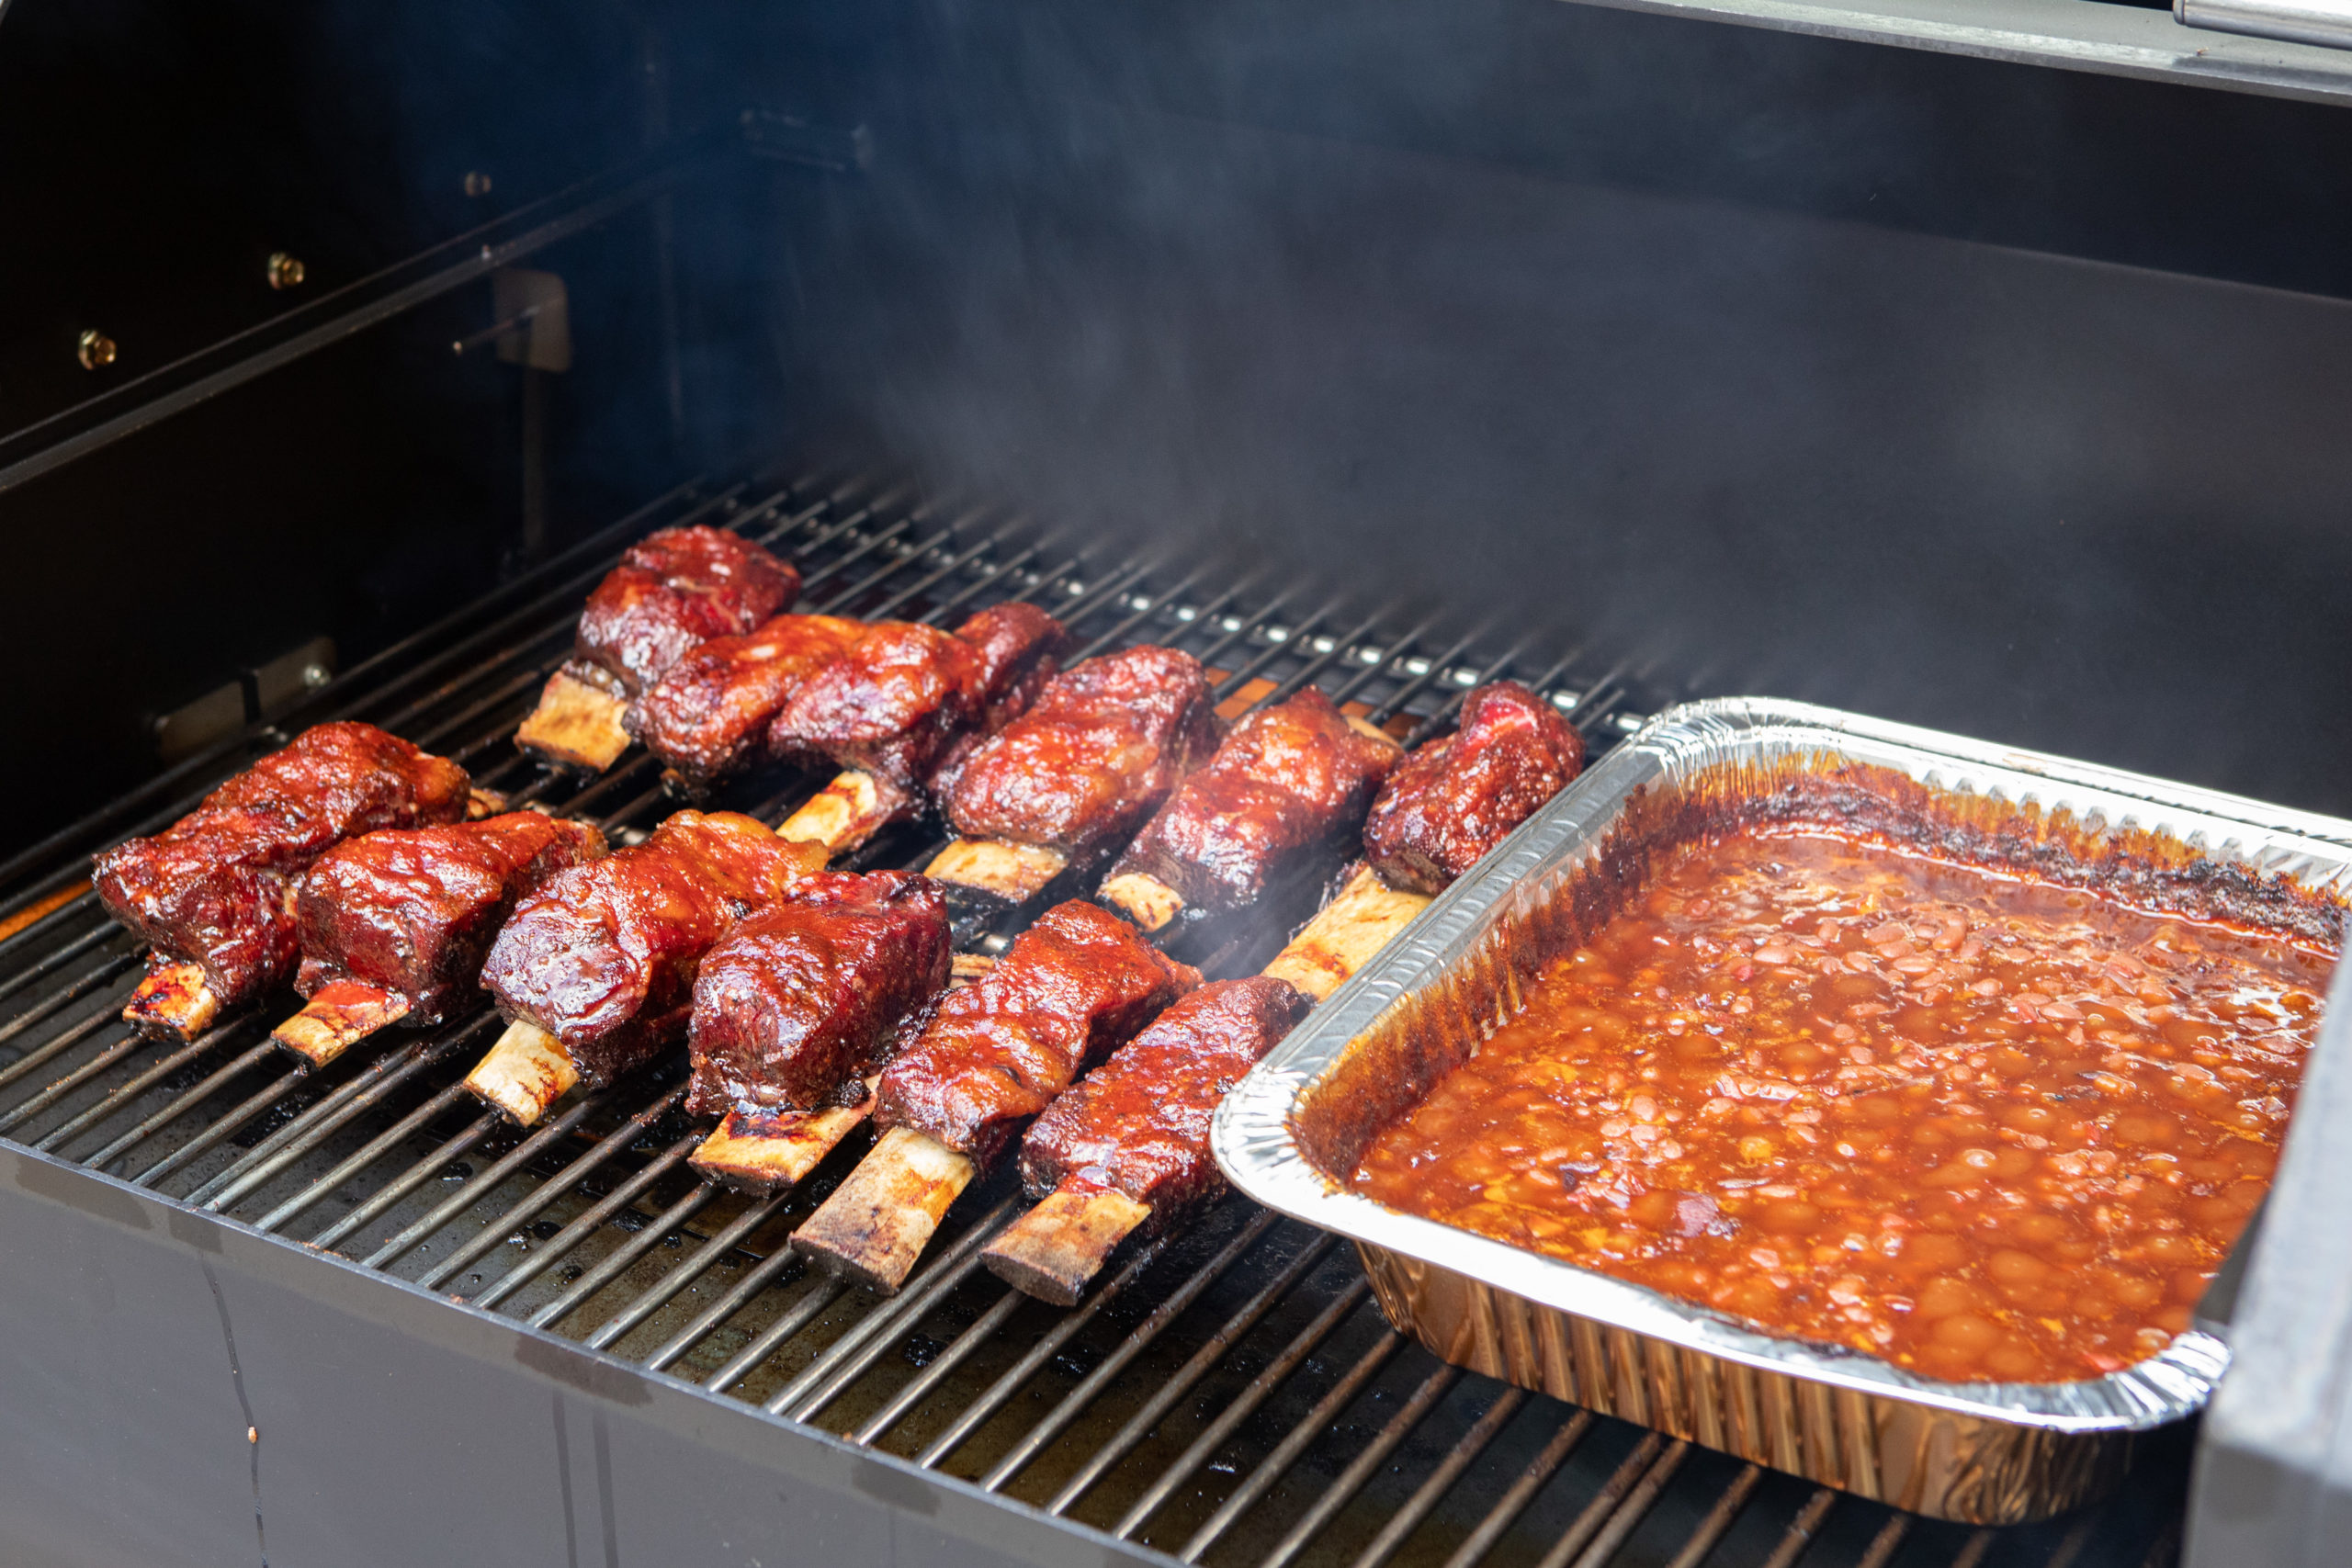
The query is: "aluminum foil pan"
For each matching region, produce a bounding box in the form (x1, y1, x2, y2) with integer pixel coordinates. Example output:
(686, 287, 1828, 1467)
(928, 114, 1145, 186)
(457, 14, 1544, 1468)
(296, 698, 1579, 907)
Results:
(1214, 697, 2352, 1525)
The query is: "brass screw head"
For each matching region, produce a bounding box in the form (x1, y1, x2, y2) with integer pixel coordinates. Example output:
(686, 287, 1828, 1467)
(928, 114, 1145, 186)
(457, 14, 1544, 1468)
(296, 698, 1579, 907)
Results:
(77, 330, 118, 370)
(463, 171, 493, 197)
(266, 252, 306, 290)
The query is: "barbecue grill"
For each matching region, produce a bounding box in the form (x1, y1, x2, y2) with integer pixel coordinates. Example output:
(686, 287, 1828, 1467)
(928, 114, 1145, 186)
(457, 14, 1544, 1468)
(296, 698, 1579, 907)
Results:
(3, 2, 2349, 1565)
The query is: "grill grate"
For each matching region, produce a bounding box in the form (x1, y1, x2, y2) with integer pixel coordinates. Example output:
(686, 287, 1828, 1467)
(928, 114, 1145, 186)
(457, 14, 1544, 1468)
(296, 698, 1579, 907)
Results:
(0, 465, 2188, 1568)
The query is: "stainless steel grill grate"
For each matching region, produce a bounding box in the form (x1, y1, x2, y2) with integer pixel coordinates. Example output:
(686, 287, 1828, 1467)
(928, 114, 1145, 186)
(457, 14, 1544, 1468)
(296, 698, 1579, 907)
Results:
(0, 466, 2189, 1568)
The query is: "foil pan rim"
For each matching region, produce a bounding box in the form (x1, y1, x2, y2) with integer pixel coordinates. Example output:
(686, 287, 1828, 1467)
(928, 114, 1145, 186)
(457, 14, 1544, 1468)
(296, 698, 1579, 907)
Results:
(1214, 695, 2352, 1437)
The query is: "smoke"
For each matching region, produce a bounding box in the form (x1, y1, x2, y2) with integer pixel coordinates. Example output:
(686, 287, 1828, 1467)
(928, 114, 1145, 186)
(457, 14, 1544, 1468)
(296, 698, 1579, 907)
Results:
(743, 0, 2352, 814)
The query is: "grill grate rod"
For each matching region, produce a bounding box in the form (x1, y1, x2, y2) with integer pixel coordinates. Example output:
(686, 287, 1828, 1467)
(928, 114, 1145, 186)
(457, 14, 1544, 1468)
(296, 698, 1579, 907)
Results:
(32, 1019, 246, 1153)
(1257, 1362, 1464, 1568)
(0, 950, 141, 1050)
(0, 923, 122, 1010)
(1435, 1411, 1598, 1568)
(525, 1152, 718, 1327)
(700, 1274, 851, 1394)
(361, 1087, 648, 1269)
(194, 1022, 498, 1211)
(1855, 1514, 1913, 1568)
(1553, 1438, 1688, 1568)
(1758, 1489, 1842, 1568)
(0, 1018, 151, 1134)
(1251, 609, 1394, 712)
(0, 894, 107, 975)
(1044, 1233, 1341, 1516)
(1113, 1275, 1378, 1540)
(187, 1018, 497, 1210)
(865, 531, 1014, 622)
(253, 1080, 472, 1234)
(579, 1187, 796, 1352)
(1171, 1327, 1407, 1561)
(641, 1232, 810, 1373)
(418, 660, 571, 756)
(125, 1055, 311, 1188)
(1343, 1387, 1529, 1568)
(1062, 559, 1165, 625)
(74, 1030, 269, 1169)
(1190, 586, 1305, 673)
(1363, 629, 1481, 725)
(912, 545, 1048, 627)
(975, 1209, 1286, 1490)
(0, 1005, 130, 1092)
(416, 1089, 691, 1292)
(1661, 1463, 1768, 1568)
(1323, 615, 1440, 710)
(900, 1232, 1175, 1462)
(848, 1288, 1029, 1448)
(1510, 1432, 1669, 1568)
(305, 1108, 505, 1250)
(1070, 569, 1221, 663)
(1212, 602, 1340, 702)
(766, 1199, 1022, 1416)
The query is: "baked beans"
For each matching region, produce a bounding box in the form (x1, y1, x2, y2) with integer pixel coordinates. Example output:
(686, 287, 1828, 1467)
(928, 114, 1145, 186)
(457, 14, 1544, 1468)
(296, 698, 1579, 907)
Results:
(1351, 828, 2328, 1383)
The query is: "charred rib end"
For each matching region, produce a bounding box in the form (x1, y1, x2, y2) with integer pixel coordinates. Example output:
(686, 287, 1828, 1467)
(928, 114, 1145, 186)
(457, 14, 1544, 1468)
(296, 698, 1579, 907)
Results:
(689, 1099, 873, 1194)
(793, 1125, 976, 1293)
(270, 981, 411, 1067)
(981, 1183, 1153, 1306)
(464, 1018, 579, 1124)
(123, 962, 223, 1041)
(514, 670, 632, 773)
(1099, 872, 1185, 933)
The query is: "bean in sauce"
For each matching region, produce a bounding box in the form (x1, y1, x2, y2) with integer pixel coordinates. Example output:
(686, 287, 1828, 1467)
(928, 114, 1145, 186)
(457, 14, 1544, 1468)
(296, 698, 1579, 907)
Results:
(1350, 828, 2330, 1383)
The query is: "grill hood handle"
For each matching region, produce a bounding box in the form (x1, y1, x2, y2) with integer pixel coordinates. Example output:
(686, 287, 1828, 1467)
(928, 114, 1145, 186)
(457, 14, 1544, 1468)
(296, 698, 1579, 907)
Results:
(2176, 0, 2352, 50)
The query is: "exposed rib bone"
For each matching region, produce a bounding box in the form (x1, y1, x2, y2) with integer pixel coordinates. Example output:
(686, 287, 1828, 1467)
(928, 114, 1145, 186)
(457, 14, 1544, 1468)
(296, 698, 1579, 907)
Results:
(1261, 864, 1432, 1001)
(979, 1185, 1153, 1306)
(269, 981, 411, 1068)
(1098, 872, 1185, 933)
(776, 769, 914, 857)
(122, 962, 223, 1041)
(463, 1018, 579, 1124)
(689, 1088, 876, 1194)
(924, 839, 1068, 902)
(791, 1125, 976, 1292)
(514, 670, 631, 773)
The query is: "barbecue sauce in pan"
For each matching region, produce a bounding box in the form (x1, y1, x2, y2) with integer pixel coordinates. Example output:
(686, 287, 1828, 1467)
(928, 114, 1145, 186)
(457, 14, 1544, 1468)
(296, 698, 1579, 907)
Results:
(1351, 826, 2332, 1384)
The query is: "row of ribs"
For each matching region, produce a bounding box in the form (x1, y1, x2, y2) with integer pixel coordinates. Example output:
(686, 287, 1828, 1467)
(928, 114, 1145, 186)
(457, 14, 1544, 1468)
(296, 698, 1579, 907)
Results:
(93, 722, 474, 1039)
(89, 519, 1592, 1310)
(796, 680, 1589, 1297)
(275, 809, 605, 1065)
(512, 520, 1082, 847)
(517, 525, 801, 773)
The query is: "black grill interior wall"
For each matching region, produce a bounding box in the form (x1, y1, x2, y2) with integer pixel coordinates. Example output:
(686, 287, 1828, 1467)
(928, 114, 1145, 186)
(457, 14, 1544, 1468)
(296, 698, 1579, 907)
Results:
(747, 0, 2352, 817)
(7, 0, 2352, 863)
(0, 0, 752, 849)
